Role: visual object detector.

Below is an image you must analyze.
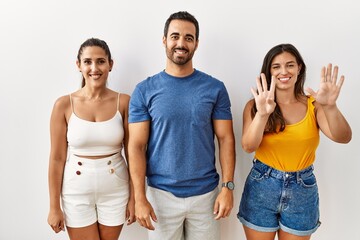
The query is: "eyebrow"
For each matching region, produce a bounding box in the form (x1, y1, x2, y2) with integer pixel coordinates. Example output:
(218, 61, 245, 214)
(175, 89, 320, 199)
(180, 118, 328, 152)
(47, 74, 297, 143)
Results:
(82, 57, 106, 61)
(169, 32, 195, 39)
(272, 61, 296, 66)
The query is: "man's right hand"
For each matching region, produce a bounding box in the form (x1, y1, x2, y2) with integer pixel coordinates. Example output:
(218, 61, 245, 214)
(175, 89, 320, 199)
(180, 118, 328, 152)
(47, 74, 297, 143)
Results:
(135, 199, 158, 230)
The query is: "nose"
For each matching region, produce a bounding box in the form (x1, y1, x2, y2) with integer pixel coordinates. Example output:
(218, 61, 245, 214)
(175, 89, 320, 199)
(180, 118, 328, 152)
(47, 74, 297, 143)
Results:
(280, 66, 288, 75)
(177, 37, 186, 48)
(90, 62, 98, 71)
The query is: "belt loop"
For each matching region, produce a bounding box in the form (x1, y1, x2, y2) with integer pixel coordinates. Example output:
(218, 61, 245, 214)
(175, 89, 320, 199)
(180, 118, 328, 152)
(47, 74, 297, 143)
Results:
(296, 171, 300, 183)
(264, 166, 272, 178)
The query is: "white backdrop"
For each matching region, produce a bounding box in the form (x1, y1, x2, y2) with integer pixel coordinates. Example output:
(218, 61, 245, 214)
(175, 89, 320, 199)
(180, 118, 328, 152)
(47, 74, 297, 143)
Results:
(0, 0, 359, 239)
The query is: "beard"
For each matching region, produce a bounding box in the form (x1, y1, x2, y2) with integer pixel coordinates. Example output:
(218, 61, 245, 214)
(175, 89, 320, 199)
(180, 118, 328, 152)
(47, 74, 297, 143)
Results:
(165, 46, 194, 65)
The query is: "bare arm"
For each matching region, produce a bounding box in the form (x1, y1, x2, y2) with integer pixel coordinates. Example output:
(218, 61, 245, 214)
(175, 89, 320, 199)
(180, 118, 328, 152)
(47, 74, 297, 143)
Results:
(47, 97, 69, 233)
(128, 121, 157, 230)
(120, 94, 136, 225)
(213, 119, 236, 220)
(242, 74, 276, 153)
(306, 64, 352, 143)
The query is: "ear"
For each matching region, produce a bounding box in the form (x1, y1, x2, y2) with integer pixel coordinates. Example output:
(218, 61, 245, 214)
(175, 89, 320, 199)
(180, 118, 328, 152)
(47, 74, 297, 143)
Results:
(162, 36, 166, 47)
(298, 64, 302, 74)
(76, 60, 81, 71)
(109, 59, 114, 71)
(195, 39, 199, 51)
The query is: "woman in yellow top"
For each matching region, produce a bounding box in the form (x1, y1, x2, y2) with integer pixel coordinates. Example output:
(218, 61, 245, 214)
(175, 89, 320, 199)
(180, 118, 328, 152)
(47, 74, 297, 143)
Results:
(238, 43, 352, 240)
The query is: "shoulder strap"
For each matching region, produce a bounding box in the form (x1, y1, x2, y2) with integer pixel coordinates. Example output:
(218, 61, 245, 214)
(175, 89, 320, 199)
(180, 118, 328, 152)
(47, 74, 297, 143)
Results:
(117, 93, 121, 111)
(69, 94, 74, 113)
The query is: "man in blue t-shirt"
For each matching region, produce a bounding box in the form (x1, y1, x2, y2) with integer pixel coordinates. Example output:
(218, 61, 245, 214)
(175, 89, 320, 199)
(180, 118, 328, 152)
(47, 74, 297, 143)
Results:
(128, 11, 236, 240)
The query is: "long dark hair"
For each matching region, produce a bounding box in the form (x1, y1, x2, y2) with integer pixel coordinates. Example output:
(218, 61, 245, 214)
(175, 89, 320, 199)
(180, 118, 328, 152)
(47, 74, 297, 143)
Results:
(251, 43, 307, 133)
(77, 38, 112, 87)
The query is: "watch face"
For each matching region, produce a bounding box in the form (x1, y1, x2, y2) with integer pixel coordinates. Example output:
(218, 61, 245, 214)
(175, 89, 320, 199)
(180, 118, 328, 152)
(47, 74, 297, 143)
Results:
(227, 181, 235, 190)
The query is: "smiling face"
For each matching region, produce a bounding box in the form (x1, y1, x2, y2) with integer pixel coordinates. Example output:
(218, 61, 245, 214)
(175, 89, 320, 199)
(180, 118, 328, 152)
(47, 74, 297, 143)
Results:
(163, 19, 198, 66)
(76, 46, 113, 88)
(270, 51, 301, 91)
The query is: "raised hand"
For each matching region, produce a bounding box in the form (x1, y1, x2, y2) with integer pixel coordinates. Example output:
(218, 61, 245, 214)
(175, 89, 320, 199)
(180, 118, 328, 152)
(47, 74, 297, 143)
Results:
(306, 64, 344, 106)
(251, 73, 276, 116)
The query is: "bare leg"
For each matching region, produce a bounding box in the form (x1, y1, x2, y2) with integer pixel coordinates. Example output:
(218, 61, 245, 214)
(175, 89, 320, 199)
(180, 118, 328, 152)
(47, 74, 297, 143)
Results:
(67, 222, 100, 240)
(98, 223, 123, 240)
(278, 229, 311, 240)
(243, 225, 276, 240)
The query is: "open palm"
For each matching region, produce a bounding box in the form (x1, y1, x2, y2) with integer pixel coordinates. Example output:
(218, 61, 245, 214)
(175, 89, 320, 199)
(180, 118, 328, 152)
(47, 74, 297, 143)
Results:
(251, 73, 276, 116)
(306, 64, 344, 106)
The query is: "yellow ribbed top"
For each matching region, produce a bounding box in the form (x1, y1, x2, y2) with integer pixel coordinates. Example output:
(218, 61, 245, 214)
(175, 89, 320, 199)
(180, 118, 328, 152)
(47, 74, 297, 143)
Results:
(254, 96, 319, 171)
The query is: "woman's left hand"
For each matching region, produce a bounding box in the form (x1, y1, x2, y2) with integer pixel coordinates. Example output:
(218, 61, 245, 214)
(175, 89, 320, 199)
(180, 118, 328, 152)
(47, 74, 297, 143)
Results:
(126, 196, 136, 225)
(306, 63, 345, 106)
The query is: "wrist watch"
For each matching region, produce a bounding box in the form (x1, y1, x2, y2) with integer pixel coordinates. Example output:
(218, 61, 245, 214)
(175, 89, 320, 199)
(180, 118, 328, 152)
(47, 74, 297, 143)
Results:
(222, 181, 235, 190)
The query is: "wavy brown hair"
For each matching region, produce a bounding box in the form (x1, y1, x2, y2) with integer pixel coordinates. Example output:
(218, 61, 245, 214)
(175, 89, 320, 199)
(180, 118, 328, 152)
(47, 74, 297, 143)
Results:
(251, 43, 307, 133)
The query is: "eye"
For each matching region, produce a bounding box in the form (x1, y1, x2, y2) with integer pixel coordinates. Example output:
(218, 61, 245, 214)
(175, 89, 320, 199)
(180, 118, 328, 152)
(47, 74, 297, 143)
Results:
(185, 37, 194, 42)
(98, 59, 106, 64)
(272, 66, 280, 70)
(83, 60, 91, 65)
(171, 35, 179, 40)
(287, 64, 295, 68)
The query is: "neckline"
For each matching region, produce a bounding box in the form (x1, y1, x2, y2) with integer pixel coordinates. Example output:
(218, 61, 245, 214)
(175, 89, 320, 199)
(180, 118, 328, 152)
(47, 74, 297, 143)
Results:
(285, 97, 312, 127)
(161, 68, 199, 80)
(70, 111, 121, 123)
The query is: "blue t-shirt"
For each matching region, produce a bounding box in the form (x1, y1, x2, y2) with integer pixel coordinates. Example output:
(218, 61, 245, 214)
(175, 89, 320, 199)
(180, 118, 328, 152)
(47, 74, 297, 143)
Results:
(129, 69, 232, 197)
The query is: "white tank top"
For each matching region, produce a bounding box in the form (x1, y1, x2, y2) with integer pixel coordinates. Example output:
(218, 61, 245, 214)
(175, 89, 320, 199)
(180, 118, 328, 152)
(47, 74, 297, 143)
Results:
(67, 94, 124, 156)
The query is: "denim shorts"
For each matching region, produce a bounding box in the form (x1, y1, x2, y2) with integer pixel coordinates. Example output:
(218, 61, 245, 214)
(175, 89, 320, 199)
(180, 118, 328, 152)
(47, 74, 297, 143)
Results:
(238, 159, 321, 236)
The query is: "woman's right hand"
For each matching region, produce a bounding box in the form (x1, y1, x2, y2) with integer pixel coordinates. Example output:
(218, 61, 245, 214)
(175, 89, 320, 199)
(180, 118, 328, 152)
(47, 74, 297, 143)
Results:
(47, 208, 65, 233)
(251, 73, 276, 116)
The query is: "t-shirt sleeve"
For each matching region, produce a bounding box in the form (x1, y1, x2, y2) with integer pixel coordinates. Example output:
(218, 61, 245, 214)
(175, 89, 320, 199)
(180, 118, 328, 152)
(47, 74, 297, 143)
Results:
(212, 82, 232, 120)
(128, 85, 151, 123)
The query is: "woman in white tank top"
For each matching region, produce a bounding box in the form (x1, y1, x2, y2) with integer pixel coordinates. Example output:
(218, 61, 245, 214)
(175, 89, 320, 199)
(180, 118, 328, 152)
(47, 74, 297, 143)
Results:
(47, 38, 135, 240)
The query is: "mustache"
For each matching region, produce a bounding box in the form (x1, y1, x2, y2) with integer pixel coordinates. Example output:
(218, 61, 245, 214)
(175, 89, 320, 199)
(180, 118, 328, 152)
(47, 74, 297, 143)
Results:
(173, 47, 188, 51)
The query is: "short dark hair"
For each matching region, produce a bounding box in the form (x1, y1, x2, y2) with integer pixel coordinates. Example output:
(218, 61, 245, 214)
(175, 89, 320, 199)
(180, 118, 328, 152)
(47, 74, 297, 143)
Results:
(163, 11, 199, 40)
(77, 38, 112, 87)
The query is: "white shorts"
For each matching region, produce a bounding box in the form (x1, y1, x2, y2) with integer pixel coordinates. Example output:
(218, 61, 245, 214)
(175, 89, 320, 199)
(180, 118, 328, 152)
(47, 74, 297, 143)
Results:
(61, 153, 129, 227)
(147, 186, 220, 240)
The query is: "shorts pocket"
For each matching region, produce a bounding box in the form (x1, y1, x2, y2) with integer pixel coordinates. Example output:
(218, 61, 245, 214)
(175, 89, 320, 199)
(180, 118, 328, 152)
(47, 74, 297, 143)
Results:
(248, 167, 265, 181)
(63, 163, 79, 185)
(299, 173, 317, 188)
(113, 161, 129, 183)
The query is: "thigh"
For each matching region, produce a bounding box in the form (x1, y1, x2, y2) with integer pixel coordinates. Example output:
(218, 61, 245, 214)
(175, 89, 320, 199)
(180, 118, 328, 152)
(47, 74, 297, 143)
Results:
(278, 229, 311, 240)
(185, 188, 220, 240)
(147, 187, 185, 240)
(67, 222, 100, 240)
(98, 223, 123, 240)
(243, 225, 276, 240)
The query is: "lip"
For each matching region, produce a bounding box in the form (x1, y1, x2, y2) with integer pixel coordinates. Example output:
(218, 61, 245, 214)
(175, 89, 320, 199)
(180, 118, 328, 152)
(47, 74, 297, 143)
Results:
(174, 48, 188, 55)
(278, 77, 291, 83)
(89, 73, 102, 79)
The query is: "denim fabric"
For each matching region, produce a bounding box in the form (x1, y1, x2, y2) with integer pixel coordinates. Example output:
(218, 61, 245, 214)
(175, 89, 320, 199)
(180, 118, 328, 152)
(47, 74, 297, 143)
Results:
(238, 159, 321, 236)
